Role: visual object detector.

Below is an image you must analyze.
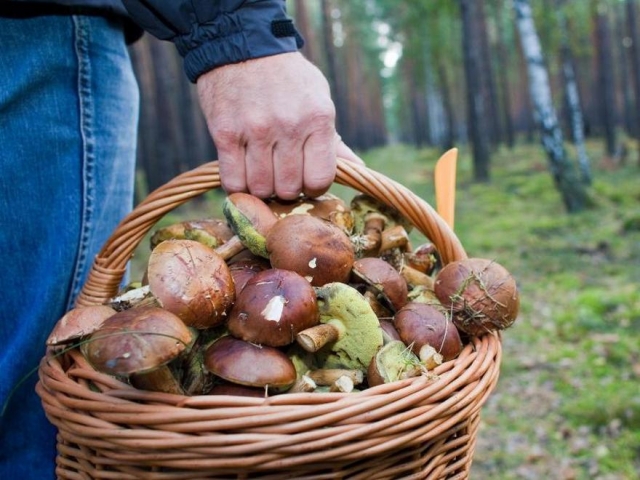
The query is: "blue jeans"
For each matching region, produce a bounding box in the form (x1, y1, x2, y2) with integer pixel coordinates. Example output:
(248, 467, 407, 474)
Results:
(0, 14, 139, 479)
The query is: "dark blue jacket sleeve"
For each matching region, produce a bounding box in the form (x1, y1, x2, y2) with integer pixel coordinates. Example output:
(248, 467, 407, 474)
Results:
(122, 0, 303, 82)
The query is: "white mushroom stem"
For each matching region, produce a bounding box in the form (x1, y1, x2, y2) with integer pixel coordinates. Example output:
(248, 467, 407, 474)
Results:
(380, 225, 411, 253)
(419, 344, 444, 370)
(213, 235, 246, 261)
(288, 374, 317, 393)
(130, 365, 185, 395)
(109, 285, 158, 311)
(400, 264, 435, 289)
(329, 375, 355, 393)
(296, 323, 341, 352)
(306, 368, 364, 386)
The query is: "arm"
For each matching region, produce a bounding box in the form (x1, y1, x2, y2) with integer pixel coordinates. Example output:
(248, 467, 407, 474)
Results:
(123, 0, 363, 199)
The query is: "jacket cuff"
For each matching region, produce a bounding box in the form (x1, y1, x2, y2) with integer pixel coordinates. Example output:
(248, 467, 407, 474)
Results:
(174, 2, 303, 83)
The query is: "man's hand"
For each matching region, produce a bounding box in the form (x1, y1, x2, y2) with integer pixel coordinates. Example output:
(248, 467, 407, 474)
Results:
(197, 52, 363, 200)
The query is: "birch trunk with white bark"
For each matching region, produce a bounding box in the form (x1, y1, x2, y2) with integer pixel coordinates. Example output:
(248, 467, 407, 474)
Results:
(514, 0, 588, 212)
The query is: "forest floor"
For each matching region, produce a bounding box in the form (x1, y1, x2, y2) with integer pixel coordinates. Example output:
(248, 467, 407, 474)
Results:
(131, 140, 640, 480)
(360, 142, 640, 480)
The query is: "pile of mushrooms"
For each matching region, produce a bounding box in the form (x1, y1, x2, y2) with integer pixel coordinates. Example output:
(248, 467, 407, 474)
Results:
(48, 191, 520, 397)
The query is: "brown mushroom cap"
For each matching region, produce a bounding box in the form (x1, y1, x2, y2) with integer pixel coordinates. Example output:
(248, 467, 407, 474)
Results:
(267, 193, 354, 233)
(394, 302, 463, 362)
(47, 305, 116, 346)
(434, 257, 520, 335)
(351, 257, 409, 312)
(80, 306, 193, 377)
(227, 254, 271, 297)
(266, 214, 355, 287)
(227, 268, 319, 347)
(150, 218, 234, 250)
(147, 239, 235, 329)
(222, 192, 278, 258)
(203, 336, 296, 389)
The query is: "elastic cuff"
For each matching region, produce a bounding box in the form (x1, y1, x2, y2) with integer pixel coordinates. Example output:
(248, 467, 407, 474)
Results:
(183, 29, 298, 83)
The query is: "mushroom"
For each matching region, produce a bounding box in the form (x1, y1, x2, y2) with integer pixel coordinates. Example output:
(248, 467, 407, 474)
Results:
(221, 192, 279, 259)
(362, 290, 394, 320)
(295, 282, 383, 371)
(173, 326, 227, 396)
(351, 257, 409, 312)
(226, 254, 270, 297)
(379, 319, 402, 344)
(434, 257, 520, 336)
(227, 268, 319, 347)
(266, 214, 355, 287)
(393, 302, 463, 363)
(305, 368, 364, 386)
(80, 306, 193, 394)
(402, 242, 440, 276)
(288, 374, 317, 393)
(46, 305, 116, 347)
(367, 340, 423, 387)
(329, 375, 355, 393)
(349, 194, 413, 257)
(147, 239, 235, 329)
(203, 336, 297, 392)
(407, 285, 440, 304)
(150, 218, 234, 250)
(266, 193, 354, 234)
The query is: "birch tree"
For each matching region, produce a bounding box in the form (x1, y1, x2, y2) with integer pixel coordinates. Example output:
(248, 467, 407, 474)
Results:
(514, 0, 588, 213)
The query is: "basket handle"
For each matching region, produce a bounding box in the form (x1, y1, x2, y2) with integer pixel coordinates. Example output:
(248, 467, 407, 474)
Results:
(76, 158, 467, 307)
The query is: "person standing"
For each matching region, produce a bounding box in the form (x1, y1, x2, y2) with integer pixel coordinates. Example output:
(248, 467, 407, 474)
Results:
(0, 1, 361, 477)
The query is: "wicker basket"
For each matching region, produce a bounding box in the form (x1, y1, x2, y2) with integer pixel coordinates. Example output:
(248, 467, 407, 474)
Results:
(37, 159, 502, 479)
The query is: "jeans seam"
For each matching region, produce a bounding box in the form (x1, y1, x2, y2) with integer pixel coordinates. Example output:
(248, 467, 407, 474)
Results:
(66, 15, 95, 310)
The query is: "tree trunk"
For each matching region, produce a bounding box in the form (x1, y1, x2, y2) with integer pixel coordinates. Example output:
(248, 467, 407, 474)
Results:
(478, 0, 502, 148)
(617, 2, 636, 140)
(436, 53, 456, 151)
(293, 0, 319, 65)
(320, 0, 348, 140)
(514, 0, 588, 213)
(594, 2, 618, 158)
(557, 1, 592, 184)
(459, 0, 491, 181)
(493, 0, 515, 149)
(626, 0, 640, 164)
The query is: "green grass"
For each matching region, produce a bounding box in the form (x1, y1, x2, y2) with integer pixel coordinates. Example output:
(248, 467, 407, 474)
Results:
(130, 140, 640, 479)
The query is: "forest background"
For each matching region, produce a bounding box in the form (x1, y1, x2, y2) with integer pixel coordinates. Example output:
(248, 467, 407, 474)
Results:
(127, 1, 640, 478)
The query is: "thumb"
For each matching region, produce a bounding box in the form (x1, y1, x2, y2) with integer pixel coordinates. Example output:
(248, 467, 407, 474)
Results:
(336, 137, 365, 166)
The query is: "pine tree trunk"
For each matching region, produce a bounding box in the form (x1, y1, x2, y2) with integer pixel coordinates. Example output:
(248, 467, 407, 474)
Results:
(320, 0, 349, 142)
(617, 3, 636, 140)
(436, 53, 456, 151)
(478, 0, 502, 147)
(514, 0, 588, 213)
(293, 0, 318, 65)
(494, 0, 515, 149)
(626, 0, 640, 164)
(459, 0, 491, 181)
(594, 3, 618, 158)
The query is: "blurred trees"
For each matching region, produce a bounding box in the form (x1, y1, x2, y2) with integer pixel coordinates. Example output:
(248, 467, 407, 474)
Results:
(128, 0, 640, 212)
